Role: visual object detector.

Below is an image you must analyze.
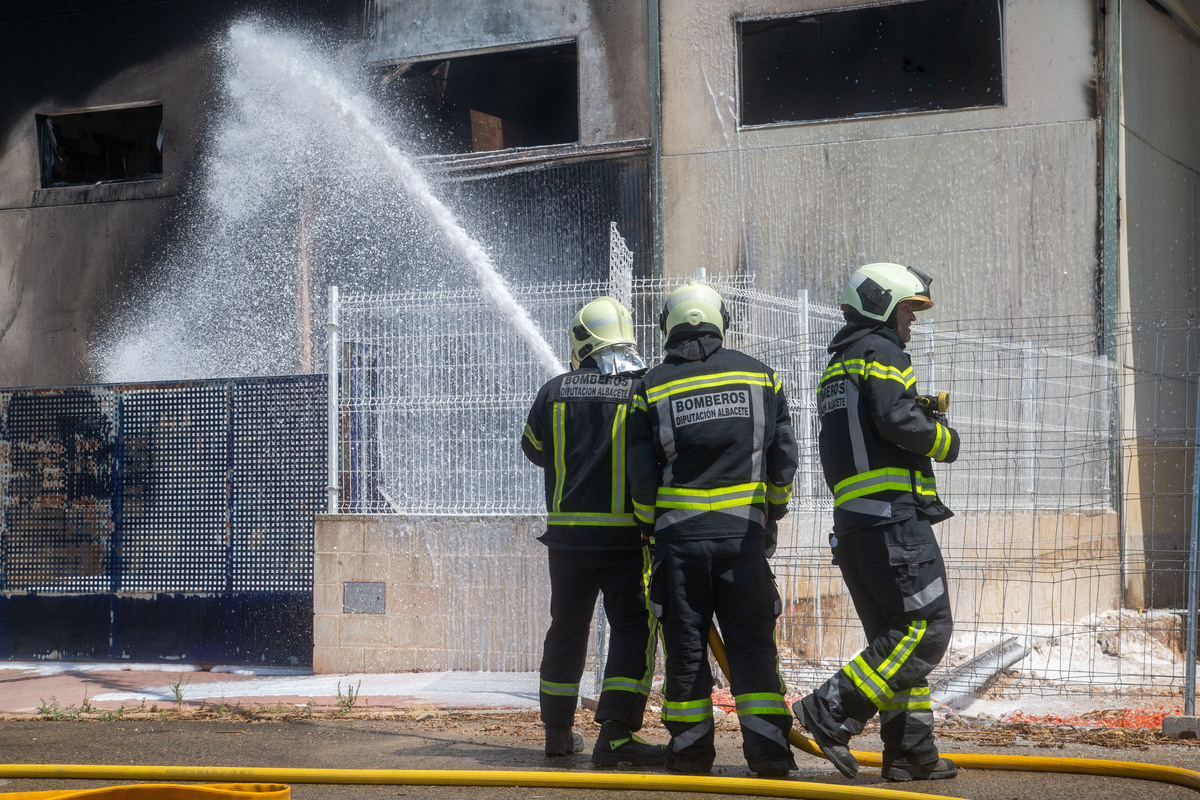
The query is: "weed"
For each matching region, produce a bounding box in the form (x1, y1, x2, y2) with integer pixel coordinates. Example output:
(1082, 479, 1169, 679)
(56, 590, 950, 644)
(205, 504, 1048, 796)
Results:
(169, 675, 190, 708)
(96, 705, 128, 721)
(336, 680, 361, 714)
(37, 697, 82, 720)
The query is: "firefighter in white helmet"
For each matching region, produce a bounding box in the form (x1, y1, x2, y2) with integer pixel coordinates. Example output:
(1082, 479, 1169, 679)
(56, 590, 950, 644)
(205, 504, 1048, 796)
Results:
(626, 281, 799, 777)
(793, 263, 960, 783)
(521, 296, 666, 766)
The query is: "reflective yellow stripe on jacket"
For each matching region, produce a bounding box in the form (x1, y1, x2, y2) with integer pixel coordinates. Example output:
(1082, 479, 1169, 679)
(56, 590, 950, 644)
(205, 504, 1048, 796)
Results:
(925, 422, 952, 461)
(822, 358, 915, 390)
(644, 370, 775, 404)
(832, 467, 911, 506)
(766, 481, 793, 505)
(547, 512, 637, 526)
(656, 482, 766, 510)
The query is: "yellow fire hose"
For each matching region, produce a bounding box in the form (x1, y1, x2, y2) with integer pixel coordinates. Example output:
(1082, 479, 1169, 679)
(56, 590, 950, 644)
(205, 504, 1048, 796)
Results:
(707, 627, 1200, 791)
(0, 629, 1195, 799)
(0, 784, 290, 800)
(0, 764, 957, 800)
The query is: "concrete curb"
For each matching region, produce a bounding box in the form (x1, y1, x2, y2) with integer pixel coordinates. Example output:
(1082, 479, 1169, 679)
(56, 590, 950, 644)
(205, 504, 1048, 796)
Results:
(1161, 715, 1200, 739)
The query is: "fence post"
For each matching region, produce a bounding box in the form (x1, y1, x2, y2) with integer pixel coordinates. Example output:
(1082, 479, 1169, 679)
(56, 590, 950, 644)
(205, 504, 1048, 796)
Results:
(1020, 340, 1035, 498)
(797, 288, 811, 502)
(593, 598, 607, 701)
(326, 285, 340, 515)
(1186, 361, 1199, 716)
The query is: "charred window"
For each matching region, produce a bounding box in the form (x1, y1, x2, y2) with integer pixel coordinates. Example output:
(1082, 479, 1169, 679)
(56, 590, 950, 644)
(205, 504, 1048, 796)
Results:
(382, 42, 578, 155)
(739, 0, 1003, 127)
(37, 104, 163, 187)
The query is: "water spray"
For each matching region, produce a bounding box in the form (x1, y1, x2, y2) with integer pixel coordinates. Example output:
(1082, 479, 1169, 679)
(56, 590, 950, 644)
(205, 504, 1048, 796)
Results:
(227, 22, 564, 377)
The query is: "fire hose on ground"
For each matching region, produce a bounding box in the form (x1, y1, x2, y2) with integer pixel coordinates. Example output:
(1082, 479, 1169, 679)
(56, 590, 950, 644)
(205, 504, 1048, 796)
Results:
(0, 627, 1196, 800)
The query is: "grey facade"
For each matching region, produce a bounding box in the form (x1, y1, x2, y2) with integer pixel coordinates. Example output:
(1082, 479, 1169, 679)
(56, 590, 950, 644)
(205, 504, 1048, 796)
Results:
(1, 1, 1198, 610)
(0, 1, 363, 388)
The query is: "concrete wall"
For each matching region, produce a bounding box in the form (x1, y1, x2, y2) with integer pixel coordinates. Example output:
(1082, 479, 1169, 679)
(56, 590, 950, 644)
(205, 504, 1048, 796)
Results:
(366, 0, 650, 146)
(1115, 0, 1200, 608)
(0, 34, 206, 388)
(314, 514, 554, 673)
(313, 510, 1121, 673)
(0, 2, 360, 389)
(658, 0, 1101, 325)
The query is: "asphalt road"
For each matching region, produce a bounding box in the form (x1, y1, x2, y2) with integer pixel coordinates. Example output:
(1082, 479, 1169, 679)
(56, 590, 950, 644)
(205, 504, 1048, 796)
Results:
(1, 714, 1198, 800)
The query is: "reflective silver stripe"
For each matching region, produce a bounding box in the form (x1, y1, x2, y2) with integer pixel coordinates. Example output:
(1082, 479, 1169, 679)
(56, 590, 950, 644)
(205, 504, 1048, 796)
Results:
(669, 718, 714, 751)
(881, 706, 934, 728)
(839, 497, 894, 517)
(540, 679, 579, 696)
(740, 714, 789, 750)
(656, 507, 704, 531)
(656, 504, 764, 531)
(603, 676, 651, 695)
(655, 394, 677, 487)
(903, 576, 945, 612)
(884, 689, 933, 709)
(548, 512, 637, 526)
(750, 379, 765, 482)
(845, 374, 870, 474)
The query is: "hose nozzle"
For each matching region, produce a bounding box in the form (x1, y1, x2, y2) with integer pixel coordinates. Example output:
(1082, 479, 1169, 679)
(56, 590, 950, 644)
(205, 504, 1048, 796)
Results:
(916, 391, 950, 414)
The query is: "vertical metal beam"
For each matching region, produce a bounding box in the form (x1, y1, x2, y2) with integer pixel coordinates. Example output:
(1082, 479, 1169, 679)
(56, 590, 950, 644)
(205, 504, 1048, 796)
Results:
(297, 183, 316, 374)
(1186, 360, 1199, 716)
(1099, 0, 1129, 591)
(326, 286, 340, 515)
(1099, 0, 1122, 354)
(648, 0, 664, 278)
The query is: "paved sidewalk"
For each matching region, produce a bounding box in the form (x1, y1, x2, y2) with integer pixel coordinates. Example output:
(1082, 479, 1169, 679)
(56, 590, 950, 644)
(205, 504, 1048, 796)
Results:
(0, 661, 541, 716)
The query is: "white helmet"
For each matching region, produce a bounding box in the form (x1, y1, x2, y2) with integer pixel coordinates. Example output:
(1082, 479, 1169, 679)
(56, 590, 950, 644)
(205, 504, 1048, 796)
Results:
(841, 262, 934, 323)
(658, 281, 730, 339)
(569, 296, 640, 370)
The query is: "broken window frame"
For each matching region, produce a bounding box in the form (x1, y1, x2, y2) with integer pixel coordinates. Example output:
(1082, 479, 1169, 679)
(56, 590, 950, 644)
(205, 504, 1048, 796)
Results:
(36, 103, 164, 188)
(736, 0, 1005, 128)
(377, 40, 580, 156)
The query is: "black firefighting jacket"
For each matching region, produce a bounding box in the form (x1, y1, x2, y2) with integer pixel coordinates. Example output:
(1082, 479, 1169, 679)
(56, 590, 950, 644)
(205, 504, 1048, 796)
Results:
(626, 330, 798, 541)
(818, 320, 959, 533)
(522, 361, 645, 550)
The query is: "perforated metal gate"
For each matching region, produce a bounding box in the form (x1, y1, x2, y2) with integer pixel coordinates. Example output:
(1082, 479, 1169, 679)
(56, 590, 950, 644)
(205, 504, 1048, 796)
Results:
(0, 375, 326, 665)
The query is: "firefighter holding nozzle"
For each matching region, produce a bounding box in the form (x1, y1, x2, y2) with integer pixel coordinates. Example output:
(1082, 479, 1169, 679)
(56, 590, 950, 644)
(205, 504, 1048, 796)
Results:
(521, 296, 667, 767)
(794, 262, 961, 783)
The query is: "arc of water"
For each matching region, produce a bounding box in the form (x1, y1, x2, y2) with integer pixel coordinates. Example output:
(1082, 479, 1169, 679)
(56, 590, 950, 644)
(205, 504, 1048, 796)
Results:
(229, 24, 565, 378)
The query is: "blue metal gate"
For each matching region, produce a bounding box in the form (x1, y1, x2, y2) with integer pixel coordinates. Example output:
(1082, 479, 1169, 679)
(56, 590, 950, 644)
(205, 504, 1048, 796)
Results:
(0, 375, 325, 665)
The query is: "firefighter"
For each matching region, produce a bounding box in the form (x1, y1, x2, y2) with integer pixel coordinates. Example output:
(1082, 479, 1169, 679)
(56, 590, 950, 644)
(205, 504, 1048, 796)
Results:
(794, 262, 960, 782)
(521, 296, 667, 767)
(626, 281, 798, 777)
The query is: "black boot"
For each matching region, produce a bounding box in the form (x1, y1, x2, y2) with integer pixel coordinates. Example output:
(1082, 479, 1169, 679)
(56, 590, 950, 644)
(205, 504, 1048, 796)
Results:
(792, 695, 859, 779)
(883, 756, 958, 782)
(544, 725, 584, 756)
(591, 721, 667, 767)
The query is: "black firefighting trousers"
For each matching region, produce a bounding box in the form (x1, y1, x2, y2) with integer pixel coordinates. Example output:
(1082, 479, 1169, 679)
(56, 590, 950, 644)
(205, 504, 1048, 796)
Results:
(539, 546, 657, 730)
(652, 536, 795, 773)
(805, 516, 953, 767)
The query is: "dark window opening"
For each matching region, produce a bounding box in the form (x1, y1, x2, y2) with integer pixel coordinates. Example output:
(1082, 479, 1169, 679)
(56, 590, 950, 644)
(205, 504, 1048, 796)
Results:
(380, 42, 578, 155)
(739, 0, 1003, 126)
(37, 105, 163, 188)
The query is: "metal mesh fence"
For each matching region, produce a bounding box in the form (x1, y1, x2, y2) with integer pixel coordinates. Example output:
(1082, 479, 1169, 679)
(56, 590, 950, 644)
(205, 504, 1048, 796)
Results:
(0, 376, 325, 662)
(334, 280, 1198, 704)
